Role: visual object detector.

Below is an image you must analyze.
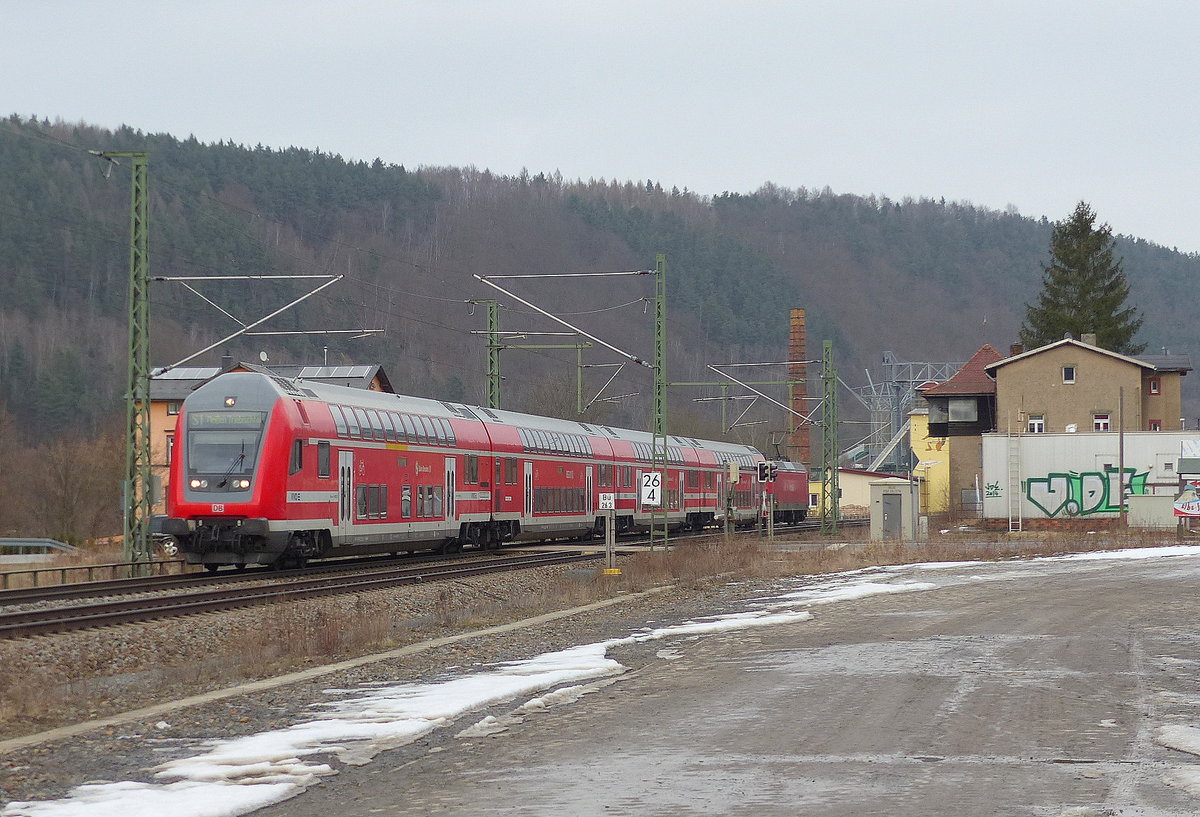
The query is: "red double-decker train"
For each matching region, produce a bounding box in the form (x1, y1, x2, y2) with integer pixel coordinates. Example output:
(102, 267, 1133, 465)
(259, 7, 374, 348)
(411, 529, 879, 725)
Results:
(164, 370, 808, 570)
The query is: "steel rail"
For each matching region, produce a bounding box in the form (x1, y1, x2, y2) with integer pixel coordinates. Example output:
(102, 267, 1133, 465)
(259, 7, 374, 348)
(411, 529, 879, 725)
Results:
(0, 551, 597, 640)
(0, 551, 466, 606)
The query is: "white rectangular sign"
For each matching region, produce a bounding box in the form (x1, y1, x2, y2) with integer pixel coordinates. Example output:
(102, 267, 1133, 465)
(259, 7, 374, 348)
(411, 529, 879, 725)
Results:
(599, 492, 616, 510)
(640, 472, 662, 506)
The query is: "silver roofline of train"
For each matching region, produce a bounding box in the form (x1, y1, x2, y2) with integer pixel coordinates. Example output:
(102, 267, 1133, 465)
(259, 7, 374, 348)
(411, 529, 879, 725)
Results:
(212, 370, 761, 459)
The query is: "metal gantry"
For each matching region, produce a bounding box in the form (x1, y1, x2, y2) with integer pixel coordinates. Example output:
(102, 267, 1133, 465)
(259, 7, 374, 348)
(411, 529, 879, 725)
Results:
(473, 259, 669, 548)
(847, 351, 964, 472)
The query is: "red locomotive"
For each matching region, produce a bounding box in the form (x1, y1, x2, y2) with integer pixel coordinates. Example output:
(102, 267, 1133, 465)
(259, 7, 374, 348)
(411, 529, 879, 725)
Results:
(164, 370, 808, 570)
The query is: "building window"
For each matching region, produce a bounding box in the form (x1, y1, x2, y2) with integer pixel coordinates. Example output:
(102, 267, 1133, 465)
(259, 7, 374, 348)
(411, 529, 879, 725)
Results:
(1149, 378, 1161, 395)
(166, 401, 181, 415)
(165, 433, 174, 465)
(1150, 419, 1162, 431)
(1062, 366, 1076, 384)
(948, 398, 979, 422)
(1093, 413, 1111, 431)
(1027, 414, 1045, 433)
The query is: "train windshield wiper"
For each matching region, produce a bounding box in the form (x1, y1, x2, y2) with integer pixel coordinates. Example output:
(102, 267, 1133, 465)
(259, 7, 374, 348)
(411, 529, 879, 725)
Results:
(217, 443, 246, 488)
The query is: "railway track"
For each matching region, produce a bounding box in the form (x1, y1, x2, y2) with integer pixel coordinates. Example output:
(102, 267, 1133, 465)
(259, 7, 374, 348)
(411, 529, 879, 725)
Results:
(0, 551, 468, 607)
(0, 550, 599, 640)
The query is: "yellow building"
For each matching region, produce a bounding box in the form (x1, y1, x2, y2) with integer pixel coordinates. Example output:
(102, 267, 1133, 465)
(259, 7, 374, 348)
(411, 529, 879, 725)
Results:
(814, 467, 911, 517)
(909, 409, 950, 514)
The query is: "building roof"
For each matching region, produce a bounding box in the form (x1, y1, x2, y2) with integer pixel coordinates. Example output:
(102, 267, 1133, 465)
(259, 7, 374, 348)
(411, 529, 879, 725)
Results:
(150, 362, 393, 400)
(921, 345, 1003, 396)
(985, 337, 1159, 374)
(838, 467, 906, 480)
(269, 364, 394, 393)
(1138, 354, 1193, 374)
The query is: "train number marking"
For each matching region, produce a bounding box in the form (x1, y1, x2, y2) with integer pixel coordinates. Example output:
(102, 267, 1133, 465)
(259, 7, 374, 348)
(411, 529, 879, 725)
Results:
(211, 503, 225, 513)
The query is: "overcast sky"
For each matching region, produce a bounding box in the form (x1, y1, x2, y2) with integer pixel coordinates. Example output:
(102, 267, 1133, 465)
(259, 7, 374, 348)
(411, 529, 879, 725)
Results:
(6, 1, 1198, 252)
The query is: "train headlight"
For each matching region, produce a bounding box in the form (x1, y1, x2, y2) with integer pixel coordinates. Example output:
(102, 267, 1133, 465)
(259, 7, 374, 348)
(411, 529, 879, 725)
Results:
(235, 479, 251, 489)
(189, 478, 208, 489)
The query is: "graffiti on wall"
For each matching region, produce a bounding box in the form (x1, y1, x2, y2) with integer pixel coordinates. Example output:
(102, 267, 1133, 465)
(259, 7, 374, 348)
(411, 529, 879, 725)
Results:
(1022, 468, 1149, 517)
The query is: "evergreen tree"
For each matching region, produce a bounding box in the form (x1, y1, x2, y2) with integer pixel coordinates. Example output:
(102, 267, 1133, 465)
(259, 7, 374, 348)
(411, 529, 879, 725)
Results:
(1020, 201, 1144, 354)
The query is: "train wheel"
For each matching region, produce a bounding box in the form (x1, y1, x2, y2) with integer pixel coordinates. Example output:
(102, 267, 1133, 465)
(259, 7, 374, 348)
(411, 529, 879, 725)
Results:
(205, 564, 220, 573)
(235, 563, 247, 571)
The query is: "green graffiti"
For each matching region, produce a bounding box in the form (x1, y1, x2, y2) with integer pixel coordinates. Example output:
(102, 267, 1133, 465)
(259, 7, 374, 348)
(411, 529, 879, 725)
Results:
(1025, 468, 1148, 517)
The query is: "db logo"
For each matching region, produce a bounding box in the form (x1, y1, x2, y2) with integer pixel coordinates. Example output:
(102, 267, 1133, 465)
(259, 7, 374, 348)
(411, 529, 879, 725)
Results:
(211, 503, 225, 513)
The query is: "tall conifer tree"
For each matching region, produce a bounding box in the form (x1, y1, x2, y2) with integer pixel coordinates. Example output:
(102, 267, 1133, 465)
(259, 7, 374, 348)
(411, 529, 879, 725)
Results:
(1020, 202, 1144, 354)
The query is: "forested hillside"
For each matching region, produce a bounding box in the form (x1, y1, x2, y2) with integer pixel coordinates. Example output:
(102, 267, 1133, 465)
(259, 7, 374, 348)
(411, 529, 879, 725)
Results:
(2, 115, 1197, 539)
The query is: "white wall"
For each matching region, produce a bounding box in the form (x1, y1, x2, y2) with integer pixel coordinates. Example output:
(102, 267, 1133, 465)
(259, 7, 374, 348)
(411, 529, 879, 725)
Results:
(981, 432, 1198, 520)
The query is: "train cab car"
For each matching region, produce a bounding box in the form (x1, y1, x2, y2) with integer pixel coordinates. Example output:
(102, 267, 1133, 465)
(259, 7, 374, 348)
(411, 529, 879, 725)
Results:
(165, 370, 497, 569)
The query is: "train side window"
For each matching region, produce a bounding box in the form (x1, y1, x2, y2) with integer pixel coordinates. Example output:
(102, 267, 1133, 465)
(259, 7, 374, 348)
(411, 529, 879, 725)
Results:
(432, 486, 443, 517)
(505, 457, 518, 484)
(415, 416, 432, 444)
(465, 454, 479, 484)
(317, 442, 331, 478)
(330, 405, 348, 437)
(354, 408, 371, 439)
(380, 411, 397, 442)
(344, 407, 361, 437)
(289, 439, 303, 475)
(369, 485, 382, 519)
(401, 414, 417, 443)
(687, 470, 699, 489)
(435, 418, 449, 445)
(402, 485, 412, 517)
(704, 472, 714, 489)
(357, 485, 368, 519)
(369, 410, 386, 440)
(380, 485, 388, 519)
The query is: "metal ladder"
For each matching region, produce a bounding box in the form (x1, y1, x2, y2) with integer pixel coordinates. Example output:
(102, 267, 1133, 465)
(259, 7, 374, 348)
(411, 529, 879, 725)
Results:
(1007, 427, 1023, 532)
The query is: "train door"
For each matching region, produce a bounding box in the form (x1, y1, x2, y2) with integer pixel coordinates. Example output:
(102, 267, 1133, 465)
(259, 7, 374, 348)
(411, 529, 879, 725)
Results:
(445, 456, 457, 523)
(337, 450, 354, 540)
(494, 458, 502, 515)
(677, 470, 685, 511)
(524, 461, 534, 517)
(586, 466, 594, 517)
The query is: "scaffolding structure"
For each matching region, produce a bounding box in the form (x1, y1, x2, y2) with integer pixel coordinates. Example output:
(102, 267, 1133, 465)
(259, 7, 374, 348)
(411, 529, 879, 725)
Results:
(847, 352, 965, 472)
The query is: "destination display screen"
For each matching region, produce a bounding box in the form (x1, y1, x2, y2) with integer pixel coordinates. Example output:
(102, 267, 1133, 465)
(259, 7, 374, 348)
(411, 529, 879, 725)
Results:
(188, 410, 266, 429)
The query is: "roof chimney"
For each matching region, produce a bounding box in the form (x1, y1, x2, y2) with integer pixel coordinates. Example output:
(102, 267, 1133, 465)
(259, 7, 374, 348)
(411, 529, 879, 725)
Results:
(220, 350, 234, 371)
(1081, 333, 1098, 347)
(1009, 343, 1024, 356)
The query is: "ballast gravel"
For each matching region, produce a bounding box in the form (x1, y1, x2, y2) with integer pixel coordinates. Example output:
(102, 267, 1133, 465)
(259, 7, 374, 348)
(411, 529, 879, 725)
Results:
(0, 562, 781, 808)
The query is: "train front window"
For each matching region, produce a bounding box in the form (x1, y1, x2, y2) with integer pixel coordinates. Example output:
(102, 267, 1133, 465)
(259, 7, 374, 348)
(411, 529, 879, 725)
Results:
(186, 411, 266, 474)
